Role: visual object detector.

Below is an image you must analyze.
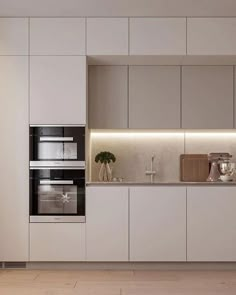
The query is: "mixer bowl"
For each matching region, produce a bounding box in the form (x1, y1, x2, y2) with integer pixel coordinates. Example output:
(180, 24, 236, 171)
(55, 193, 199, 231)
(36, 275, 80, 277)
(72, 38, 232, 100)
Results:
(219, 162, 236, 176)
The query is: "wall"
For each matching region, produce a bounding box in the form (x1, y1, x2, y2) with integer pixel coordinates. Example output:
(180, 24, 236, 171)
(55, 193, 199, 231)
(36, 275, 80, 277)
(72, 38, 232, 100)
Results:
(90, 131, 236, 182)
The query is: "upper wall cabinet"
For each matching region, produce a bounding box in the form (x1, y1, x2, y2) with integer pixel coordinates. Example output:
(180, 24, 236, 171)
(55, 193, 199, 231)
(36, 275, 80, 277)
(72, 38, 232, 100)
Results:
(30, 56, 86, 125)
(30, 18, 86, 55)
(89, 66, 128, 129)
(129, 66, 181, 128)
(187, 18, 236, 55)
(0, 18, 28, 55)
(182, 66, 233, 129)
(87, 18, 128, 55)
(130, 18, 186, 55)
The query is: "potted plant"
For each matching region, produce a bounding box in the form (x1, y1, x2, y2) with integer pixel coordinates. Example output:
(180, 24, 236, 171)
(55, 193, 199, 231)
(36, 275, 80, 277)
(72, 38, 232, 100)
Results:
(95, 151, 116, 182)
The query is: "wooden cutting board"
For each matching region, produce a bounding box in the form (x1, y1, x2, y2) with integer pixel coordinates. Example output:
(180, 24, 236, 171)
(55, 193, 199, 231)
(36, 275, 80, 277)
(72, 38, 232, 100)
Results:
(180, 154, 209, 182)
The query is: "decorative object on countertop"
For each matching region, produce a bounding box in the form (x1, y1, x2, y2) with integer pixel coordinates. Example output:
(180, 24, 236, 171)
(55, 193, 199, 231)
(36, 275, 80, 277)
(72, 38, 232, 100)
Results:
(207, 152, 232, 182)
(95, 151, 116, 182)
(180, 154, 209, 182)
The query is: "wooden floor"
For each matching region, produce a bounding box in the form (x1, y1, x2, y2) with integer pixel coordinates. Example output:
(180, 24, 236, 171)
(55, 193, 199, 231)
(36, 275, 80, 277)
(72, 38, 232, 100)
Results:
(0, 269, 236, 294)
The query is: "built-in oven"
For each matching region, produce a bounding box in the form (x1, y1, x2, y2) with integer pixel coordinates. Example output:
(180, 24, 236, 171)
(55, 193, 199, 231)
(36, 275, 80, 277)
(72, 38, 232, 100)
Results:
(30, 126, 85, 167)
(30, 167, 85, 223)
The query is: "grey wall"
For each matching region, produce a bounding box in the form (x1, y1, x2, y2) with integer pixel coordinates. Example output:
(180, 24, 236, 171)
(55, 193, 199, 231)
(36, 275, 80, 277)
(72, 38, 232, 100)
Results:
(0, 0, 236, 17)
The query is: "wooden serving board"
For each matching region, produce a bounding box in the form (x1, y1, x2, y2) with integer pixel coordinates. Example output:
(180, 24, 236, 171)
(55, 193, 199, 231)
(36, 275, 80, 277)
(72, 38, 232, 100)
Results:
(180, 154, 209, 182)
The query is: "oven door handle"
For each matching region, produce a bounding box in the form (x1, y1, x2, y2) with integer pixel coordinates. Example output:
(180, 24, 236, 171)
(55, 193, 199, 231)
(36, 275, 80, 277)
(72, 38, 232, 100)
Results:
(39, 180, 74, 185)
(39, 137, 74, 142)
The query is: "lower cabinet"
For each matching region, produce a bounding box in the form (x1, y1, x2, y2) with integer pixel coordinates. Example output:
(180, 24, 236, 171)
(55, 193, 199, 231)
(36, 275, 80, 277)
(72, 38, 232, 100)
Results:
(30, 223, 86, 261)
(86, 187, 129, 261)
(130, 187, 186, 261)
(187, 187, 236, 262)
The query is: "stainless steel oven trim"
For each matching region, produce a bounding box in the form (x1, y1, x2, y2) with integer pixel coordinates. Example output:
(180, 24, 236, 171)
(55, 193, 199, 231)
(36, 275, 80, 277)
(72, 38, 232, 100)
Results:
(30, 161, 85, 167)
(30, 216, 85, 223)
(39, 137, 74, 142)
(30, 125, 86, 127)
(39, 180, 74, 185)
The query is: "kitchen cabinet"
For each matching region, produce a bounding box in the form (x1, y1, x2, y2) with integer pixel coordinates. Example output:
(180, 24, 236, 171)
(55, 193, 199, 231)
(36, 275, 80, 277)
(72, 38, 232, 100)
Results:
(187, 187, 236, 261)
(86, 187, 129, 261)
(89, 66, 128, 128)
(129, 66, 181, 128)
(187, 18, 236, 55)
(0, 56, 29, 261)
(30, 223, 86, 261)
(30, 18, 86, 55)
(30, 56, 86, 125)
(0, 18, 28, 55)
(86, 18, 128, 55)
(130, 187, 186, 261)
(182, 66, 233, 129)
(130, 18, 186, 55)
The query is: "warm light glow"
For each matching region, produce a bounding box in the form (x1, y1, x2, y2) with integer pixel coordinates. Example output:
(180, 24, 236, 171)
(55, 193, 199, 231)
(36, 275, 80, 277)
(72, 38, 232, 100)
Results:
(91, 130, 236, 139)
(91, 131, 184, 139)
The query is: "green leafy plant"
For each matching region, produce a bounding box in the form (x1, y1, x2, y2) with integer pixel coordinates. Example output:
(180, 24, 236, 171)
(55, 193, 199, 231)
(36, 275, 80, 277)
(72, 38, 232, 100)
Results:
(95, 151, 116, 164)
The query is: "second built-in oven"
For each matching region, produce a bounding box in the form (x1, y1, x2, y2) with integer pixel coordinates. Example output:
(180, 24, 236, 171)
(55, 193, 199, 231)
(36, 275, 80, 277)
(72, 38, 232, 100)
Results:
(30, 168, 85, 222)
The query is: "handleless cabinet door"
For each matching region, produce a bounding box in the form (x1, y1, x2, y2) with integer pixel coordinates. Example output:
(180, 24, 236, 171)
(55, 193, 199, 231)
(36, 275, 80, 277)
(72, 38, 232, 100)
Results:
(182, 66, 233, 129)
(0, 18, 28, 55)
(130, 18, 186, 55)
(30, 224, 86, 261)
(87, 18, 128, 55)
(86, 187, 129, 261)
(129, 66, 181, 128)
(0, 56, 29, 261)
(130, 187, 186, 261)
(89, 66, 128, 128)
(30, 18, 85, 55)
(187, 18, 236, 55)
(187, 187, 236, 261)
(30, 56, 86, 125)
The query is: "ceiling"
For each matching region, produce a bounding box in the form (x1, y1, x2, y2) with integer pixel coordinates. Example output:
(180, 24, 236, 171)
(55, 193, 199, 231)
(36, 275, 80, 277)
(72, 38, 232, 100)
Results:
(0, 0, 236, 17)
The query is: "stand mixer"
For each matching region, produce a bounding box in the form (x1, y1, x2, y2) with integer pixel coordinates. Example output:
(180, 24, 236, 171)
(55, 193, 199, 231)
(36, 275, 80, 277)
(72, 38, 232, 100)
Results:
(207, 153, 233, 182)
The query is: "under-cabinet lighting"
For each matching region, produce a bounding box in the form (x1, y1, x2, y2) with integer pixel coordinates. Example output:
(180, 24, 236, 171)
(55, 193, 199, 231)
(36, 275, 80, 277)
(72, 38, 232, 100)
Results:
(91, 131, 236, 139)
(91, 132, 184, 139)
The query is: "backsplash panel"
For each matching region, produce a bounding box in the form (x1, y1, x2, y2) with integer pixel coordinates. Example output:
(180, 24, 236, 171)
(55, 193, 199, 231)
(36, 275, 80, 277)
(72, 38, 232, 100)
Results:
(90, 131, 236, 182)
(90, 132, 184, 182)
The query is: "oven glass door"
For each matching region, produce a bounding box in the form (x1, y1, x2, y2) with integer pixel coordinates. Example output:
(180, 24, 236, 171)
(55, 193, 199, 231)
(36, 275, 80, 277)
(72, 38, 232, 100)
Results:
(30, 126, 85, 165)
(30, 168, 85, 222)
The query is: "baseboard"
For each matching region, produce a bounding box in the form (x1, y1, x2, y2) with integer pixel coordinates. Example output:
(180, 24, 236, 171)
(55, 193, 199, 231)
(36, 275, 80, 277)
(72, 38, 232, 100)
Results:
(26, 262, 236, 271)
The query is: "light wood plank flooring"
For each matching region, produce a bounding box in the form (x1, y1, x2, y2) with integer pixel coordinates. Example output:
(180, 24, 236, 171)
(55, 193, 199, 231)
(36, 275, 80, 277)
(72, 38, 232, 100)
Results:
(0, 269, 236, 294)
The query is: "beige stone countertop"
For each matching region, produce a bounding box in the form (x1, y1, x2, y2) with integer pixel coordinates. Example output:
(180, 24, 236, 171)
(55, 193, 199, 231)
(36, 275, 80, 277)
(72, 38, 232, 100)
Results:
(86, 181, 236, 186)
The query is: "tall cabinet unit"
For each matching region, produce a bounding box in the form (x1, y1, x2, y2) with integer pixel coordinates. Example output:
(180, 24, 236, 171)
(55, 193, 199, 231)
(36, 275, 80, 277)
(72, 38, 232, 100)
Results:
(0, 19, 29, 261)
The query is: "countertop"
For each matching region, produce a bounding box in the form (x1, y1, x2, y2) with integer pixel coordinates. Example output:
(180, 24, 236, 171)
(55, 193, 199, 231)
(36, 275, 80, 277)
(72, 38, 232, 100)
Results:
(86, 181, 236, 186)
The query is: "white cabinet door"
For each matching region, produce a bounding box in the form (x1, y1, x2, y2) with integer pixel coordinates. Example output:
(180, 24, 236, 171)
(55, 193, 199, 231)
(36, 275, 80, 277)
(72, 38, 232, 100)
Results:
(87, 18, 128, 55)
(86, 187, 129, 261)
(182, 66, 233, 129)
(30, 223, 86, 261)
(187, 187, 236, 262)
(130, 18, 186, 55)
(89, 66, 128, 128)
(129, 66, 181, 128)
(30, 18, 85, 55)
(0, 56, 29, 261)
(30, 56, 86, 125)
(187, 18, 236, 55)
(130, 187, 186, 261)
(0, 18, 28, 55)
